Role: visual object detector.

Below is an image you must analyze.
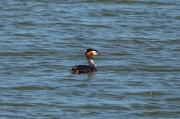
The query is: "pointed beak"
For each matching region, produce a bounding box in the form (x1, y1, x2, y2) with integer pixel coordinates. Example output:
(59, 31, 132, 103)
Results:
(98, 52, 104, 55)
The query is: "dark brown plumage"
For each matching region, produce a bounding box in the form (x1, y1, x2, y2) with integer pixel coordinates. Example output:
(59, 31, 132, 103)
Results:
(70, 65, 96, 74)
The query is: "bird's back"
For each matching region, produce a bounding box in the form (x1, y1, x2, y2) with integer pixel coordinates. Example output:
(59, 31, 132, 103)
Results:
(70, 65, 97, 74)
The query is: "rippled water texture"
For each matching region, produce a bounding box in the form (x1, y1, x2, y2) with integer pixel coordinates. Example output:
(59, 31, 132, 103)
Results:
(0, 0, 180, 118)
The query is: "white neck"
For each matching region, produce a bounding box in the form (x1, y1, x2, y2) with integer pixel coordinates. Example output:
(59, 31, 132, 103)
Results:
(87, 59, 97, 71)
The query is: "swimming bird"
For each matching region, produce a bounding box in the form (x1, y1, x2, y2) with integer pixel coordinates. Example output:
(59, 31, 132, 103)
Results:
(70, 49, 103, 74)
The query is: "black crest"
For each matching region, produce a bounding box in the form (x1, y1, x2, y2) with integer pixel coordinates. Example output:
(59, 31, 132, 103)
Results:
(86, 48, 98, 52)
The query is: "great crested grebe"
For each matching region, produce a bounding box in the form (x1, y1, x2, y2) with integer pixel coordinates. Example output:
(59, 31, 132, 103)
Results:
(70, 49, 103, 74)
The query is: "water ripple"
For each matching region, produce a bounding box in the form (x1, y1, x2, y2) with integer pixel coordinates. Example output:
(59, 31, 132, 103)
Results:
(0, 0, 180, 118)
